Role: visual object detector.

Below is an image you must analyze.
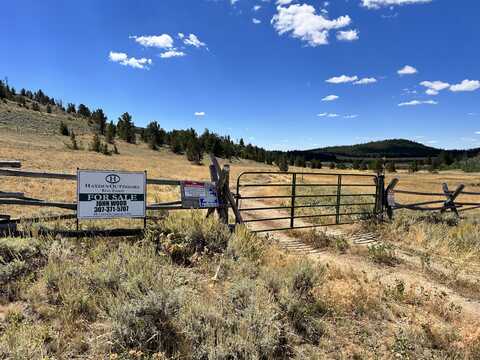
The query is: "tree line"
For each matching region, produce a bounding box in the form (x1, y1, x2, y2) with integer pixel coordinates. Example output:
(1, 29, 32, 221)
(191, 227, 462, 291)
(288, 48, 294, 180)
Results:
(1, 79, 477, 171)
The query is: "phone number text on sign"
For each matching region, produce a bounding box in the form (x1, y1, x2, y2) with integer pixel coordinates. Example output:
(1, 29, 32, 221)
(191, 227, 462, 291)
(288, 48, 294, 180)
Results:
(77, 170, 146, 219)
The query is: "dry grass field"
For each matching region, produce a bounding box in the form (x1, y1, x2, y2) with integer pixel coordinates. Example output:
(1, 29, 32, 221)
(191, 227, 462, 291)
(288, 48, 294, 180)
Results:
(2, 103, 480, 359)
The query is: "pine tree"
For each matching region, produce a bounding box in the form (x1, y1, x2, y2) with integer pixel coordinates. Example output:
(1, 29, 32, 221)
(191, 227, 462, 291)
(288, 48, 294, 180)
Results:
(89, 133, 102, 152)
(77, 103, 91, 118)
(105, 121, 116, 143)
(409, 160, 419, 173)
(117, 112, 136, 143)
(31, 102, 40, 111)
(277, 155, 289, 172)
(70, 131, 79, 150)
(66, 103, 76, 114)
(91, 108, 107, 134)
(46, 104, 52, 113)
(59, 121, 69, 136)
(0, 81, 6, 99)
(386, 161, 397, 173)
(186, 137, 203, 164)
(145, 121, 165, 149)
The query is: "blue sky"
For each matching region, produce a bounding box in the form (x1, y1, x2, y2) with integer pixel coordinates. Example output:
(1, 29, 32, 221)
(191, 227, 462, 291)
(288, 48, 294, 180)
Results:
(1, 0, 479, 150)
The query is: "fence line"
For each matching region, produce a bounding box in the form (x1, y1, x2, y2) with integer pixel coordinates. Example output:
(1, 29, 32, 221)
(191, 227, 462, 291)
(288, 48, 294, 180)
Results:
(0, 156, 243, 237)
(385, 178, 480, 219)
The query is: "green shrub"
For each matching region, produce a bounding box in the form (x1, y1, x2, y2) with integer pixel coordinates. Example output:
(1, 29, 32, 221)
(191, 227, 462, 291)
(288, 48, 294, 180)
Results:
(149, 213, 231, 264)
(110, 290, 182, 355)
(59, 121, 69, 136)
(227, 225, 266, 263)
(368, 243, 398, 266)
(0, 237, 44, 285)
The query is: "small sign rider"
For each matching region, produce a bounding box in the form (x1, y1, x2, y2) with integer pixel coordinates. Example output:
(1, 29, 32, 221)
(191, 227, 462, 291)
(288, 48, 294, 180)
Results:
(181, 181, 219, 209)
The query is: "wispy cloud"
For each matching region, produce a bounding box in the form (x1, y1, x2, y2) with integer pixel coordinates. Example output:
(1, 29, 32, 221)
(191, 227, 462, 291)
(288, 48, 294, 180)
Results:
(130, 34, 174, 48)
(326, 75, 358, 84)
(109, 51, 152, 69)
(420, 80, 450, 95)
(194, 111, 206, 117)
(398, 100, 438, 106)
(160, 50, 186, 58)
(322, 95, 339, 101)
(253, 18, 262, 24)
(183, 33, 207, 48)
(336, 29, 359, 42)
(317, 112, 339, 117)
(361, 0, 432, 9)
(354, 77, 377, 85)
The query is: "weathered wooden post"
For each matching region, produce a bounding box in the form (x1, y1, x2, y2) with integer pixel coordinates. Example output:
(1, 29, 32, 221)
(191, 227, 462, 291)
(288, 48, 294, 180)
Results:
(384, 178, 399, 220)
(208, 154, 243, 226)
(441, 183, 464, 217)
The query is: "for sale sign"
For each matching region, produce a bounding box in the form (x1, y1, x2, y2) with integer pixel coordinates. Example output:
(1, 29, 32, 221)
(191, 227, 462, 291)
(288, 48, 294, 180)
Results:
(181, 181, 219, 209)
(77, 170, 146, 219)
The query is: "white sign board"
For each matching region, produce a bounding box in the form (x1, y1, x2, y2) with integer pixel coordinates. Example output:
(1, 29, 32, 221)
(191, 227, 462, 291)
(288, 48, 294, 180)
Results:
(181, 181, 219, 208)
(77, 170, 146, 219)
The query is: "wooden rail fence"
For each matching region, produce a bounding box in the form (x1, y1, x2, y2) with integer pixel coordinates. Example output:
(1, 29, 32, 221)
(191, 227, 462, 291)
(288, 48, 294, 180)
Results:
(0, 155, 242, 237)
(384, 178, 480, 219)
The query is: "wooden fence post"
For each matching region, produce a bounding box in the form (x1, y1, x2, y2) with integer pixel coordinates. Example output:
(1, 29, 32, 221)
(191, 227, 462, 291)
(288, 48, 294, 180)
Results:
(385, 178, 399, 220)
(441, 183, 464, 217)
(209, 154, 243, 226)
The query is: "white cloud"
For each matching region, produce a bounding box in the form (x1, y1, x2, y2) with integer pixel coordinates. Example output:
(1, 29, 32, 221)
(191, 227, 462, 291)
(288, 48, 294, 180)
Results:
(344, 114, 359, 118)
(253, 18, 262, 24)
(194, 112, 206, 117)
(131, 34, 174, 48)
(183, 33, 206, 48)
(322, 95, 339, 101)
(397, 65, 418, 75)
(420, 80, 450, 95)
(231, 0, 239, 5)
(398, 100, 438, 106)
(160, 50, 186, 58)
(276, 0, 293, 5)
(336, 29, 359, 42)
(178, 33, 185, 39)
(271, 3, 351, 47)
(475, 131, 480, 135)
(109, 51, 152, 69)
(326, 75, 358, 84)
(109, 51, 128, 62)
(253, 5, 261, 11)
(361, 0, 432, 9)
(317, 112, 339, 117)
(450, 79, 480, 92)
(354, 77, 377, 85)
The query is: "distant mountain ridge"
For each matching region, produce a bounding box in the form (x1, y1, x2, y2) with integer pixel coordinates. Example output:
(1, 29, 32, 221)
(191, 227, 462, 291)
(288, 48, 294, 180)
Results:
(290, 139, 480, 161)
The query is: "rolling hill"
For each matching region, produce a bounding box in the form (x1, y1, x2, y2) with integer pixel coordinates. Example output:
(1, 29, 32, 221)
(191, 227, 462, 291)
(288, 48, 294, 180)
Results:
(290, 139, 480, 162)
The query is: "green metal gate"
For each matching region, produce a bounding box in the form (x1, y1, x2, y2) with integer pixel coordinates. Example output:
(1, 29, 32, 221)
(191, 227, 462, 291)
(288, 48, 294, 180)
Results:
(235, 171, 383, 233)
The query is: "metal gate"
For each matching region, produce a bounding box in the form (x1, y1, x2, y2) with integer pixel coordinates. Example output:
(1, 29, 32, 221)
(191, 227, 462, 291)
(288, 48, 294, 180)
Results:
(235, 171, 383, 233)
